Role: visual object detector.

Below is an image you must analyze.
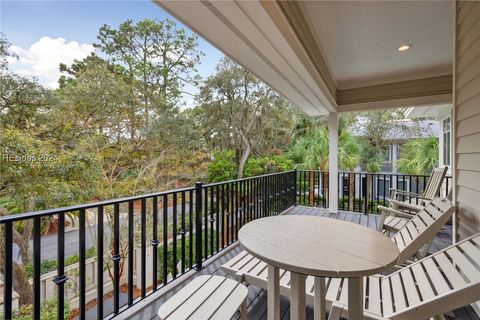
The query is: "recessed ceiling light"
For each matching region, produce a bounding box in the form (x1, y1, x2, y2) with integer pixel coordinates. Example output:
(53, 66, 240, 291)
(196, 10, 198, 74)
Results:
(398, 45, 411, 52)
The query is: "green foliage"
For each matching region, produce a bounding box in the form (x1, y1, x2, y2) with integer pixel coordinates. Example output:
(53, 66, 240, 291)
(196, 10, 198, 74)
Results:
(14, 297, 69, 320)
(288, 126, 361, 171)
(244, 154, 293, 177)
(158, 233, 217, 282)
(207, 150, 237, 182)
(397, 136, 439, 175)
(24, 247, 96, 279)
(359, 140, 384, 173)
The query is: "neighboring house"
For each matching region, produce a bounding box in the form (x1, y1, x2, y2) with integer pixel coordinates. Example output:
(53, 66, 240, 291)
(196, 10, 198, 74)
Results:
(405, 103, 453, 174)
(350, 118, 440, 173)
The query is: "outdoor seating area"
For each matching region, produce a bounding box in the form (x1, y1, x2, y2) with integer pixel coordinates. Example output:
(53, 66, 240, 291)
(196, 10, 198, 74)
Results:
(149, 204, 479, 320)
(2, 1, 480, 319)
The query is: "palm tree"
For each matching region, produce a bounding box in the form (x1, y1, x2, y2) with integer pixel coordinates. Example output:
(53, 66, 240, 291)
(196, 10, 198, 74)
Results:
(289, 127, 360, 207)
(359, 141, 384, 212)
(397, 136, 439, 175)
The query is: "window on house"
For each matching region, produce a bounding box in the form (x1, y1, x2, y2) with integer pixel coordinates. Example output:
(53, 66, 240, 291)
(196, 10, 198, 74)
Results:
(443, 117, 451, 166)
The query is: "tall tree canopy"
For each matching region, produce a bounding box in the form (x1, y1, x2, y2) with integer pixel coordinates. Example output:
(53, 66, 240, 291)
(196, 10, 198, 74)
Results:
(196, 58, 296, 178)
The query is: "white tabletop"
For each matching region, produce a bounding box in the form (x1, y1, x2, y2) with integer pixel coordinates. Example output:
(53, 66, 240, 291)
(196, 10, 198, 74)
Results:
(238, 216, 399, 278)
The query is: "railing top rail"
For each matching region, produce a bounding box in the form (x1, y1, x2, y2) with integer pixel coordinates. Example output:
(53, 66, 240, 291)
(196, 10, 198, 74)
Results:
(0, 186, 196, 223)
(296, 169, 452, 178)
(0, 170, 296, 223)
(203, 170, 295, 187)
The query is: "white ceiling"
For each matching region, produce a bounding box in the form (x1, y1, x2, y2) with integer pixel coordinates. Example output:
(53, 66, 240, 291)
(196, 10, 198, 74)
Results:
(302, 1, 454, 89)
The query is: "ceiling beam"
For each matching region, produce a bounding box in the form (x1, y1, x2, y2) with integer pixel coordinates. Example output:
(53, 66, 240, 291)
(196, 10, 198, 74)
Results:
(337, 75, 453, 112)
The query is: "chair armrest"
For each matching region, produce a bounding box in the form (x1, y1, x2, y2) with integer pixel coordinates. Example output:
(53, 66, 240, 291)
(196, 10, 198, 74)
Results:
(389, 188, 430, 200)
(378, 205, 415, 219)
(388, 199, 426, 212)
(377, 205, 414, 232)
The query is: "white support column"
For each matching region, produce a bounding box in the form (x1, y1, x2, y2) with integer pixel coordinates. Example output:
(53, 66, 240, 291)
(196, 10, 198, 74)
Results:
(328, 112, 338, 214)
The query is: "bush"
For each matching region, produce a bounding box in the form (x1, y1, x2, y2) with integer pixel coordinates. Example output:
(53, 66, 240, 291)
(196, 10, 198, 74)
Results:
(24, 247, 96, 278)
(14, 297, 69, 320)
(244, 154, 293, 177)
(207, 150, 237, 182)
(158, 232, 218, 283)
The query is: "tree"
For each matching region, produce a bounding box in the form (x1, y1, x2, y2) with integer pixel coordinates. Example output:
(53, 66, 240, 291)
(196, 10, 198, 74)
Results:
(95, 19, 203, 138)
(288, 126, 360, 206)
(397, 136, 439, 175)
(197, 58, 296, 178)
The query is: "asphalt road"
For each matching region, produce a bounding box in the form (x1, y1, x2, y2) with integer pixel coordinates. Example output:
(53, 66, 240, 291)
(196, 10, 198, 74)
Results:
(12, 203, 191, 263)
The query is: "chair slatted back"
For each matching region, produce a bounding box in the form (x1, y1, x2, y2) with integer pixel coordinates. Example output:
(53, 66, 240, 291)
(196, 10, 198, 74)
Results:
(392, 197, 455, 265)
(422, 166, 448, 200)
(388, 233, 480, 319)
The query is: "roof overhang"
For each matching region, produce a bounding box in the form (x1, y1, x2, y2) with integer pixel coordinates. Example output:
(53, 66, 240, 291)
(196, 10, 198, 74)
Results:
(155, 0, 453, 115)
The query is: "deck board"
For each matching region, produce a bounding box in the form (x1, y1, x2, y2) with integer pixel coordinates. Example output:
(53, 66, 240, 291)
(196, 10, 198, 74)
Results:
(150, 206, 478, 320)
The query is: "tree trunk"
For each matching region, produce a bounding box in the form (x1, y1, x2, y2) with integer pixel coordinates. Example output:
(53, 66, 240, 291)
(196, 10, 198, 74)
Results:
(237, 130, 252, 179)
(365, 175, 372, 214)
(322, 172, 329, 206)
(348, 172, 355, 211)
(309, 172, 315, 206)
(0, 208, 33, 306)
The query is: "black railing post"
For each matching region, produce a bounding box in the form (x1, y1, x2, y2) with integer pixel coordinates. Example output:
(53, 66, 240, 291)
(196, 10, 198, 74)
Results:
(293, 169, 297, 206)
(4, 221, 13, 320)
(195, 182, 204, 270)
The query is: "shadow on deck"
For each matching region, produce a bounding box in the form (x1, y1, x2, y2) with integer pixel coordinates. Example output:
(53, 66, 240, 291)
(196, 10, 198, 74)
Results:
(126, 206, 479, 320)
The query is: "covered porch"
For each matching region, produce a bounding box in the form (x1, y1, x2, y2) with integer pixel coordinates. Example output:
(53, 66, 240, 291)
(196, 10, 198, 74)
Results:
(121, 205, 475, 320)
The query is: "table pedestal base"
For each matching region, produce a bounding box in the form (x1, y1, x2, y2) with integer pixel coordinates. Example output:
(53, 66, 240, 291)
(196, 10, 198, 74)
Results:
(348, 277, 364, 320)
(314, 277, 326, 320)
(268, 265, 280, 320)
(290, 272, 306, 320)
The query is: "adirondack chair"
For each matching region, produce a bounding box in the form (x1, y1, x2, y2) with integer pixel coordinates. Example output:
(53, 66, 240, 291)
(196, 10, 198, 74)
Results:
(381, 166, 448, 233)
(388, 166, 448, 214)
(327, 232, 480, 320)
(221, 198, 455, 314)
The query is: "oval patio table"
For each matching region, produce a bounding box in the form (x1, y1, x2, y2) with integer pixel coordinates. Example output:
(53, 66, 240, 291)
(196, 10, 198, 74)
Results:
(238, 215, 399, 320)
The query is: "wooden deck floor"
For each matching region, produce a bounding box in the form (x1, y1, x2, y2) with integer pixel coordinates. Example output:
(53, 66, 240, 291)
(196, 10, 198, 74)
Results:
(150, 206, 479, 320)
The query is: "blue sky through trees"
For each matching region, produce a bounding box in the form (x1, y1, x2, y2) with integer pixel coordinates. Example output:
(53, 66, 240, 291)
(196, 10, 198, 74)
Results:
(1, 0, 224, 105)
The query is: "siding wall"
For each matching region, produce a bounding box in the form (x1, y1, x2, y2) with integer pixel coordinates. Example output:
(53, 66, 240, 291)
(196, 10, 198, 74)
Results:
(454, 0, 480, 239)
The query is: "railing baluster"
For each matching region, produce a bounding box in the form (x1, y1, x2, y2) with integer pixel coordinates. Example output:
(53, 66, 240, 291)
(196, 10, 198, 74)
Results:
(152, 196, 159, 291)
(221, 184, 225, 249)
(113, 203, 120, 313)
(79, 209, 86, 320)
(181, 191, 186, 274)
(204, 185, 208, 258)
(194, 182, 203, 270)
(235, 181, 239, 236)
(54, 211, 68, 320)
(96, 207, 104, 319)
(226, 183, 230, 246)
(128, 200, 134, 304)
(172, 193, 178, 279)
(162, 194, 168, 284)
(33, 216, 41, 319)
(210, 186, 214, 256)
(3, 221, 12, 320)
(141, 198, 146, 297)
(215, 185, 220, 252)
(188, 189, 193, 269)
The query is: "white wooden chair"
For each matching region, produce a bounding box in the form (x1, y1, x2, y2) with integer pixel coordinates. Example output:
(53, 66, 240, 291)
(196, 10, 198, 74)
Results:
(223, 198, 454, 285)
(387, 166, 448, 214)
(223, 233, 480, 320)
(327, 232, 480, 319)
(221, 199, 455, 314)
(157, 275, 248, 320)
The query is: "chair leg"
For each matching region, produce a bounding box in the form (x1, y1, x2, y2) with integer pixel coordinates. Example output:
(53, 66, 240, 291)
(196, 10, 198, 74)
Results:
(240, 299, 247, 320)
(328, 302, 344, 320)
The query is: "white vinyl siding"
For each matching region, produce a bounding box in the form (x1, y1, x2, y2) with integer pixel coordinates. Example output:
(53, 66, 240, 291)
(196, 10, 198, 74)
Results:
(455, 0, 480, 239)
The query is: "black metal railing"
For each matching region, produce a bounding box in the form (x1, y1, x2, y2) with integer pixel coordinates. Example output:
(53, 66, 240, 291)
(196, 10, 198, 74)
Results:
(0, 171, 295, 320)
(296, 170, 452, 214)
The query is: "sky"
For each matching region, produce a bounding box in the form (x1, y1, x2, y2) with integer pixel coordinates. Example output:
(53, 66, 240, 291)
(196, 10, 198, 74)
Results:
(1, 0, 224, 106)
